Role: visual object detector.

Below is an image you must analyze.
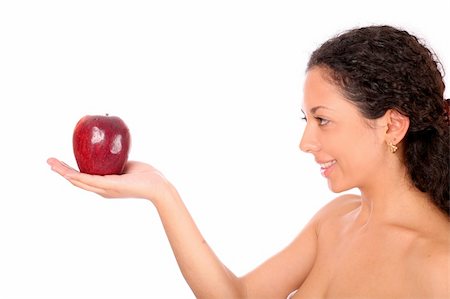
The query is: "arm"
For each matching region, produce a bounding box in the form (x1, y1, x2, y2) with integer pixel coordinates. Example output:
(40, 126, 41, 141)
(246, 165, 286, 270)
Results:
(47, 158, 318, 298)
(240, 219, 318, 298)
(48, 158, 244, 298)
(153, 185, 245, 298)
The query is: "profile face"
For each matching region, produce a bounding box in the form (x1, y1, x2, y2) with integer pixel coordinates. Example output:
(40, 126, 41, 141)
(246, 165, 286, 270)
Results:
(300, 67, 387, 193)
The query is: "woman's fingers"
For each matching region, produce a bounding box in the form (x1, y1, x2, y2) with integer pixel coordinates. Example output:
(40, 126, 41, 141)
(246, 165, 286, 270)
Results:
(47, 157, 78, 177)
(48, 158, 161, 200)
(47, 157, 118, 195)
(67, 178, 108, 196)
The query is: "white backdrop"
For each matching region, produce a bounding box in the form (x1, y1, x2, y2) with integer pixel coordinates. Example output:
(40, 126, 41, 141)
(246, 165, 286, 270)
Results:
(0, 0, 448, 298)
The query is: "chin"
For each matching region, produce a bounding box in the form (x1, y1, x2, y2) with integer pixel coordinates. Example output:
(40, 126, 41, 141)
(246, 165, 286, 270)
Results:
(327, 180, 355, 194)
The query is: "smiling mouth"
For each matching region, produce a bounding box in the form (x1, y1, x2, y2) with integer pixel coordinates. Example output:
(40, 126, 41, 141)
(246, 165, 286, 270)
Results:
(319, 160, 336, 169)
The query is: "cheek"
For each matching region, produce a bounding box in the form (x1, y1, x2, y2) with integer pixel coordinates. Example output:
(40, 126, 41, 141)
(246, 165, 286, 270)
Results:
(344, 135, 384, 178)
(327, 148, 380, 193)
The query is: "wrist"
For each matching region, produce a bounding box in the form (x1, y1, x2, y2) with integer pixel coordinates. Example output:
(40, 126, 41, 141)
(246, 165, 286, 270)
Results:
(150, 179, 181, 210)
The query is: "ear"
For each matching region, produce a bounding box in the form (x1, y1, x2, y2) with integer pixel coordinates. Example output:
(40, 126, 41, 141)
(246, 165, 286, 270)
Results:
(383, 109, 410, 145)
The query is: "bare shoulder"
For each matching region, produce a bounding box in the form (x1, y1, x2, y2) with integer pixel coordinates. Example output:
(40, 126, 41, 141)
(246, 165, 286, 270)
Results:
(319, 193, 361, 211)
(428, 244, 450, 296)
(239, 196, 364, 297)
(311, 193, 362, 226)
(412, 217, 450, 296)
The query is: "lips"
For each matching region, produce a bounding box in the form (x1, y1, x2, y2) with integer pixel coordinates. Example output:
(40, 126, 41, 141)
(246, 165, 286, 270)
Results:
(317, 159, 336, 178)
(319, 160, 336, 169)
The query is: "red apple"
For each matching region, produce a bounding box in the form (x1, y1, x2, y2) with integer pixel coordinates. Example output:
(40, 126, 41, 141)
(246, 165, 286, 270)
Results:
(73, 114, 131, 175)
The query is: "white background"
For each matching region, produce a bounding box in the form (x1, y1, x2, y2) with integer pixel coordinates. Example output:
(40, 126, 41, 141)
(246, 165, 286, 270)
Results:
(0, 0, 448, 298)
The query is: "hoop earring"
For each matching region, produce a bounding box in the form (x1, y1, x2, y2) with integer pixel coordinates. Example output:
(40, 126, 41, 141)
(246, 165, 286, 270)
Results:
(388, 142, 398, 153)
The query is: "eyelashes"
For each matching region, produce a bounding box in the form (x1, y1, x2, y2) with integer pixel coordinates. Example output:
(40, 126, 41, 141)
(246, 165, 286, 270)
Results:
(301, 115, 330, 126)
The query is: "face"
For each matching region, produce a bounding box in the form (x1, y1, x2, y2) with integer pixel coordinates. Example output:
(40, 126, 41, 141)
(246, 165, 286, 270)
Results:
(300, 67, 387, 193)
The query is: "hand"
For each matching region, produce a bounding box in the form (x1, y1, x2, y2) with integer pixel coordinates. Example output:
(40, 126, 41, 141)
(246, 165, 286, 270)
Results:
(47, 158, 173, 203)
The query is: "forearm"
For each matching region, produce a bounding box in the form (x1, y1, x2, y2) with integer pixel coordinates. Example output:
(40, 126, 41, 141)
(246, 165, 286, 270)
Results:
(154, 185, 246, 299)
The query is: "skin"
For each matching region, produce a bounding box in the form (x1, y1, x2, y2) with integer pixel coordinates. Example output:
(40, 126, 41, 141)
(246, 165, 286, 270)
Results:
(47, 67, 450, 299)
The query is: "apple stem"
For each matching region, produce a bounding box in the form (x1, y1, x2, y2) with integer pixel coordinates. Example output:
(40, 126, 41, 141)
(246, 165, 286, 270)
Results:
(106, 113, 109, 116)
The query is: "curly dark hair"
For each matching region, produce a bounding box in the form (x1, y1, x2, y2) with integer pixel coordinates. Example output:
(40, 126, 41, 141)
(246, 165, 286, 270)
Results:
(307, 25, 449, 216)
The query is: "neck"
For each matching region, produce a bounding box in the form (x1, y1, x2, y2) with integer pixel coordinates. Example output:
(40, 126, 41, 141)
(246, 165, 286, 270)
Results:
(356, 162, 436, 226)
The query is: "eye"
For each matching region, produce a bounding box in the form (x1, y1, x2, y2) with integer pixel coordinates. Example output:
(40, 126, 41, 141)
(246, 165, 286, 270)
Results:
(301, 116, 307, 122)
(316, 117, 330, 126)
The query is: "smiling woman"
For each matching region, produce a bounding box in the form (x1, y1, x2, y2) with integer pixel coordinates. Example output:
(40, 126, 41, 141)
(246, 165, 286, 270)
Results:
(48, 25, 449, 299)
(306, 25, 449, 215)
(300, 74, 383, 191)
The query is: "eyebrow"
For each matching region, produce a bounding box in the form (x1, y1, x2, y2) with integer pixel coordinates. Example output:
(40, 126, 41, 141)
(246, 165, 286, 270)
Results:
(301, 105, 333, 115)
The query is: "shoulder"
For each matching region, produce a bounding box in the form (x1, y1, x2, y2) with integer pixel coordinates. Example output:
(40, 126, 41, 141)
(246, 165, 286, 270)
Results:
(414, 224, 450, 296)
(411, 239, 450, 297)
(318, 193, 361, 213)
(404, 214, 450, 296)
(311, 194, 362, 224)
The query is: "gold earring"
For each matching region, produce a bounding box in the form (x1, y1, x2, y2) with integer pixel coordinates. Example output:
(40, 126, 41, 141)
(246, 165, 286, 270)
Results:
(388, 141, 398, 153)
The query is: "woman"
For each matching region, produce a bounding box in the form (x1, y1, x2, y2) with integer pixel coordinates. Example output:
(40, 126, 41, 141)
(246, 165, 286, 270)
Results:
(48, 25, 449, 298)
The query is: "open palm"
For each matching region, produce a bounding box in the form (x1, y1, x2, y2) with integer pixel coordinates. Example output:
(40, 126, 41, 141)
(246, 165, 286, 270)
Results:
(47, 158, 170, 202)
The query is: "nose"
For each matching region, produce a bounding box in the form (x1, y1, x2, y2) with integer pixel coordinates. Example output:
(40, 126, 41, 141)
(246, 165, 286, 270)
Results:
(299, 125, 320, 153)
